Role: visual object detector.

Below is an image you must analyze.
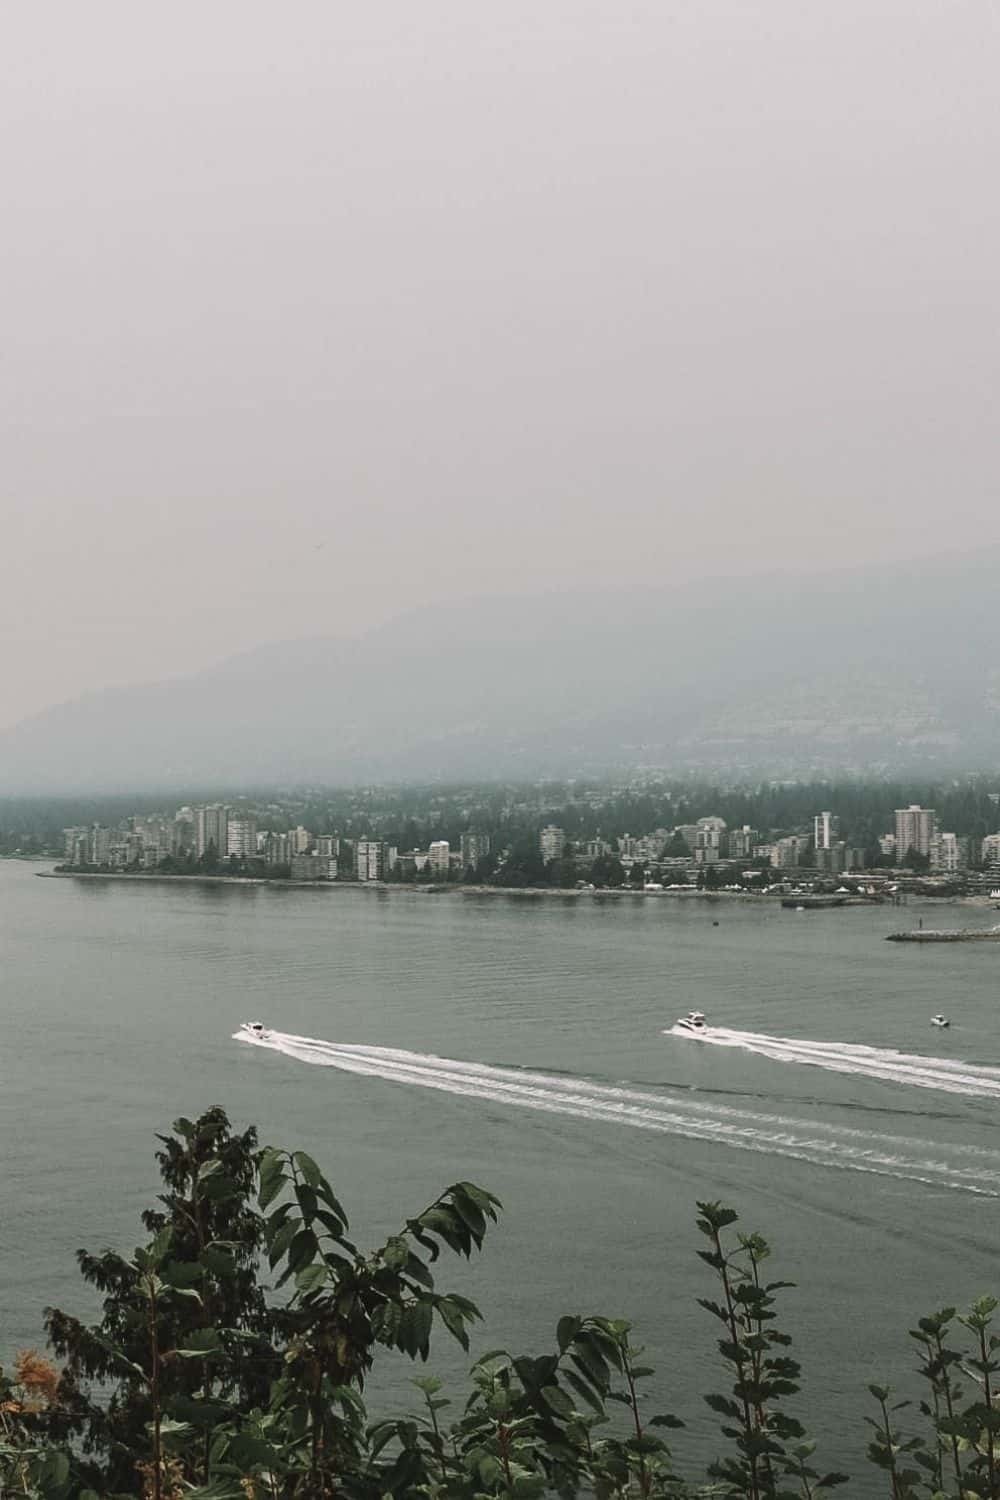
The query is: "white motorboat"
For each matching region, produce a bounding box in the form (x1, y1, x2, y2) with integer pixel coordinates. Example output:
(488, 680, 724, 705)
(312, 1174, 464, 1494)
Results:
(675, 1010, 707, 1034)
(240, 1020, 269, 1040)
(931, 1014, 950, 1028)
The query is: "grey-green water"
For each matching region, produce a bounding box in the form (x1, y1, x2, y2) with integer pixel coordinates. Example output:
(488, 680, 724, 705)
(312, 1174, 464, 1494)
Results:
(4, 860, 1000, 1489)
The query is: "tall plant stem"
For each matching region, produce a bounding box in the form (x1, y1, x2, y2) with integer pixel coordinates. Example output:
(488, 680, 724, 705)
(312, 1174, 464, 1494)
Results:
(147, 1276, 163, 1500)
(980, 1325, 997, 1498)
(712, 1228, 760, 1500)
(623, 1351, 650, 1499)
(934, 1333, 962, 1490)
(877, 1394, 902, 1500)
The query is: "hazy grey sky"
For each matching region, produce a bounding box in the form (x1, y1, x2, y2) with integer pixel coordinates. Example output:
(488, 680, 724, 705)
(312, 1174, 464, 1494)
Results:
(2, 2, 997, 730)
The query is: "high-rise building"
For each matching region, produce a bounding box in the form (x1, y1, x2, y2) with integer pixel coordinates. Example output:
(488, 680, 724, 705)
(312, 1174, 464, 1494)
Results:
(316, 835, 340, 859)
(727, 826, 759, 859)
(981, 833, 1000, 867)
(172, 811, 195, 856)
(813, 812, 839, 850)
(227, 816, 258, 857)
(63, 826, 88, 864)
(894, 805, 937, 860)
(195, 805, 229, 859)
(292, 826, 312, 854)
(814, 841, 848, 873)
(539, 825, 566, 862)
(929, 831, 962, 872)
(428, 840, 451, 874)
(355, 840, 387, 882)
(87, 824, 112, 867)
(771, 835, 803, 869)
(263, 831, 293, 866)
(460, 831, 491, 870)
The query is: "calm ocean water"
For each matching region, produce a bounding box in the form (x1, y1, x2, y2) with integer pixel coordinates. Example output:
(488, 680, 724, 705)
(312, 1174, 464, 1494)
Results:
(4, 859, 1000, 1489)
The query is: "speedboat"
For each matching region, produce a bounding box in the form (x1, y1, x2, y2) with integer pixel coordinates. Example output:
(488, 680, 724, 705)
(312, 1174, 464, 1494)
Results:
(676, 1010, 707, 1034)
(240, 1020, 269, 1040)
(931, 1014, 950, 1028)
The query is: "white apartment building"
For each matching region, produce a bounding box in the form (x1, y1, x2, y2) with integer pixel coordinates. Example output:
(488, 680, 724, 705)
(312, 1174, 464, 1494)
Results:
(929, 831, 961, 872)
(195, 805, 229, 859)
(728, 826, 758, 859)
(539, 825, 566, 862)
(227, 817, 258, 857)
(428, 840, 451, 874)
(894, 805, 937, 860)
(813, 811, 839, 850)
(355, 839, 387, 882)
(460, 832, 491, 868)
(981, 833, 1000, 867)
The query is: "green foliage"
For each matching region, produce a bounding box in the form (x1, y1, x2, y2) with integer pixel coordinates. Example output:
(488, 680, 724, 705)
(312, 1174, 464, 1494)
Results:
(13, 1112, 1000, 1498)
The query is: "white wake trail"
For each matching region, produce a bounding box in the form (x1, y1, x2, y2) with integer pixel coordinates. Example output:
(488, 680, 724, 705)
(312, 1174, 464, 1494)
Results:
(667, 1027, 1000, 1099)
(234, 1030, 1000, 1197)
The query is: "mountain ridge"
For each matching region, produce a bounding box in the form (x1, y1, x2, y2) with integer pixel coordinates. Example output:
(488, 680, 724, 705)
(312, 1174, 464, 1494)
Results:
(3, 552, 996, 791)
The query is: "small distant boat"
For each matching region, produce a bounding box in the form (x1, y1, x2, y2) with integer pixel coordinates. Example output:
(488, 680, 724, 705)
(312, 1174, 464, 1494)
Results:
(676, 1010, 707, 1034)
(931, 1014, 950, 1028)
(240, 1020, 269, 1040)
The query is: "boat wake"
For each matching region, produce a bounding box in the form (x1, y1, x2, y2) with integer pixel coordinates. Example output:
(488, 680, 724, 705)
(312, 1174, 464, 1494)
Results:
(665, 1026, 1000, 1099)
(235, 1029, 1000, 1197)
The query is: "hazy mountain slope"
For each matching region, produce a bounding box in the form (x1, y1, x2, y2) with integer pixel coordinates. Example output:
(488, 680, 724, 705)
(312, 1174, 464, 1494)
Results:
(2, 554, 997, 790)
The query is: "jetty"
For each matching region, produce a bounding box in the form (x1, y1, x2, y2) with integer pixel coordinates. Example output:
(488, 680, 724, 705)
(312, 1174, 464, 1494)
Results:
(781, 894, 880, 910)
(886, 927, 1000, 943)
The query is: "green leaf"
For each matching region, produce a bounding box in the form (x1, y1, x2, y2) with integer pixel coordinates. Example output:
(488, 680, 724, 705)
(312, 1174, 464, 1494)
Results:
(267, 1216, 300, 1268)
(174, 1327, 222, 1357)
(436, 1297, 470, 1350)
(160, 1259, 204, 1288)
(557, 1315, 582, 1352)
(258, 1151, 288, 1210)
(563, 1368, 606, 1415)
(292, 1150, 322, 1187)
(148, 1226, 173, 1268)
(287, 1228, 319, 1274)
(198, 1172, 239, 1202)
(200, 1245, 237, 1277)
(542, 1383, 575, 1418)
(295, 1262, 327, 1294)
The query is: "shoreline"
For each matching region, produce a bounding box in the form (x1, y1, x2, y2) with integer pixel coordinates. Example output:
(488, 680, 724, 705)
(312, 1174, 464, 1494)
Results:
(32, 869, 989, 909)
(38, 868, 763, 898)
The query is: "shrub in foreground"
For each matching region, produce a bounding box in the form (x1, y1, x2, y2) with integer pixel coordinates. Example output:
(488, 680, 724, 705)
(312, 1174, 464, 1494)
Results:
(0, 1108, 995, 1499)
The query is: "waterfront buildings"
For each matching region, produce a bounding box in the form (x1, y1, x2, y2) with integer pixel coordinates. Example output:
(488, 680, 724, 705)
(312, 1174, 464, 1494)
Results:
(226, 817, 258, 858)
(727, 826, 759, 859)
(355, 839, 387, 882)
(460, 831, 491, 869)
(813, 811, 839, 850)
(771, 835, 805, 869)
(195, 805, 228, 859)
(895, 805, 937, 860)
(291, 853, 338, 881)
(539, 825, 566, 862)
(981, 833, 1000, 867)
(929, 831, 962, 872)
(694, 816, 726, 865)
(428, 840, 451, 875)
